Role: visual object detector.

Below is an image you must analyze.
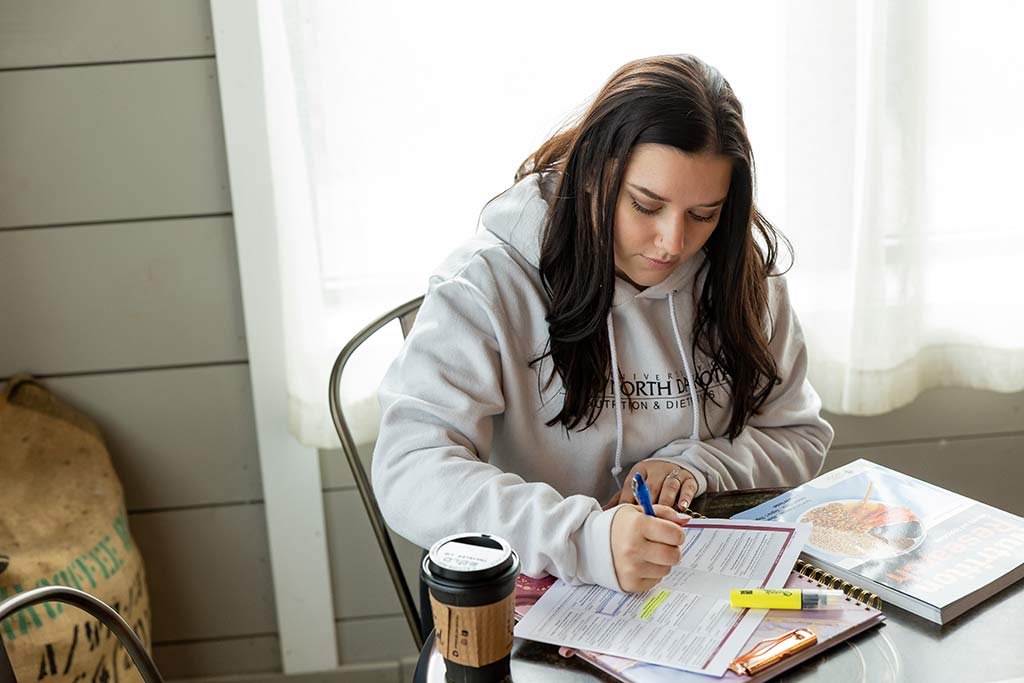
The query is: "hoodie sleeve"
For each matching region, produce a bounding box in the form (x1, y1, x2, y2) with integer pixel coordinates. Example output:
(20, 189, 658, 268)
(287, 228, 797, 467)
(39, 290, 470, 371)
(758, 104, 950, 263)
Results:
(646, 276, 833, 497)
(372, 277, 623, 591)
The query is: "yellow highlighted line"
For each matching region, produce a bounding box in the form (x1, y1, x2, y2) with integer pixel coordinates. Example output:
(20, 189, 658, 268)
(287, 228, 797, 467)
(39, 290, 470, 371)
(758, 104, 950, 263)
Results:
(639, 590, 670, 620)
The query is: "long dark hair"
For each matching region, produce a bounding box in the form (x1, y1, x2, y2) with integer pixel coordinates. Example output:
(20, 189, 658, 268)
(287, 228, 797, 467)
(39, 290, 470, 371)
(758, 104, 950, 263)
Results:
(520, 54, 789, 440)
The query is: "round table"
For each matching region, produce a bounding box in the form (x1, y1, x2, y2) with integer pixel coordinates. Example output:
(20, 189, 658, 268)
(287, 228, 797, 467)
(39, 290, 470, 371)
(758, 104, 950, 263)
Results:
(415, 576, 1024, 682)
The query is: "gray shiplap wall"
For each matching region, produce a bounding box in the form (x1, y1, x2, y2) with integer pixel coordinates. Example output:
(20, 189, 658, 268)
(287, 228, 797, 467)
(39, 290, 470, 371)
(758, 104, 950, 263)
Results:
(1, 3, 1021, 682)
(0, 2, 422, 681)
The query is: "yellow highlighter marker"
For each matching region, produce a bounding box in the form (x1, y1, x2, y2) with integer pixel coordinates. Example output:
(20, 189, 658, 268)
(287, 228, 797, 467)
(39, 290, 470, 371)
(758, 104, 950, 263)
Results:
(730, 588, 847, 610)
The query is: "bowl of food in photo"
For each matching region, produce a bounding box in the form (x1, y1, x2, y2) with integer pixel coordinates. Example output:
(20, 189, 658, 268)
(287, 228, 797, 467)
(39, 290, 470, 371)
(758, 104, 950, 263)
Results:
(799, 499, 926, 561)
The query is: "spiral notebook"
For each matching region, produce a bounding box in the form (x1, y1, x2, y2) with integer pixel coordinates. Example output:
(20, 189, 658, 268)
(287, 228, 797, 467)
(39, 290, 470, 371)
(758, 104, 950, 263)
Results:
(514, 515, 884, 682)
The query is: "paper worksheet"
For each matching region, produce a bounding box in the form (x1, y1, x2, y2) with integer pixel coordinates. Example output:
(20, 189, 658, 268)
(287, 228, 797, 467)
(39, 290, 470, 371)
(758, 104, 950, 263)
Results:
(514, 518, 811, 676)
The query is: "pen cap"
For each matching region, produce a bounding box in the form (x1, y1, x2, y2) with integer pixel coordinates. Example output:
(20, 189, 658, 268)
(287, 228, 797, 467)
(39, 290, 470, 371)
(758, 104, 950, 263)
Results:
(421, 532, 520, 607)
(803, 589, 847, 609)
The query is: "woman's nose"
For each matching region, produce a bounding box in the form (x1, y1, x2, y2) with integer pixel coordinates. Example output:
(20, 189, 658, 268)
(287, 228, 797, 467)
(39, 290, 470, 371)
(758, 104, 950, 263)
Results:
(655, 217, 685, 256)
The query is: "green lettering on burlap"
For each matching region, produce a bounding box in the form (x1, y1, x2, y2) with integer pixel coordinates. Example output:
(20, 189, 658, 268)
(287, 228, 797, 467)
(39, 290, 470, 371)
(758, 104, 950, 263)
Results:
(98, 537, 122, 573)
(75, 559, 97, 589)
(88, 550, 111, 580)
(15, 608, 31, 636)
(10, 584, 44, 636)
(0, 585, 16, 641)
(0, 519, 140, 642)
(112, 513, 132, 551)
(62, 566, 83, 591)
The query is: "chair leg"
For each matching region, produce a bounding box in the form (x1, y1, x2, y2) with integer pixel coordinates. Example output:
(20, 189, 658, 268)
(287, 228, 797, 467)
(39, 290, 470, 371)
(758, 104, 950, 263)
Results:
(418, 549, 433, 644)
(411, 630, 435, 683)
(0, 642, 17, 683)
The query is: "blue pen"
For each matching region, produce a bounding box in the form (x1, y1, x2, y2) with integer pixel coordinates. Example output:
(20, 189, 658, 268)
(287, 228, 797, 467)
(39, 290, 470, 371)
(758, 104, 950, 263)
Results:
(631, 472, 656, 516)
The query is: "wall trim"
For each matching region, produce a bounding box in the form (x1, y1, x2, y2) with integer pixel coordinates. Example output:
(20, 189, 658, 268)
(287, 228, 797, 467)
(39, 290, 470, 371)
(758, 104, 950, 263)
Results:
(208, 0, 338, 672)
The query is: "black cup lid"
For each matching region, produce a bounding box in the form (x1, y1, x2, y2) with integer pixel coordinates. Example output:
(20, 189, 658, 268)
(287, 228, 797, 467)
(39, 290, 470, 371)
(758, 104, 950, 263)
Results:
(426, 533, 514, 583)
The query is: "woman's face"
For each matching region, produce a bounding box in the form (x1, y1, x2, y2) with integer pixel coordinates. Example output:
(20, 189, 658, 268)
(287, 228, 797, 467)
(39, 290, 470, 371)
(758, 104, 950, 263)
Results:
(612, 143, 733, 289)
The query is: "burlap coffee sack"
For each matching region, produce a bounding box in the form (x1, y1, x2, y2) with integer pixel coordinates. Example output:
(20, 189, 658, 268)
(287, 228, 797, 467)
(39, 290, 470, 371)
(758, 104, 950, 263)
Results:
(0, 375, 151, 681)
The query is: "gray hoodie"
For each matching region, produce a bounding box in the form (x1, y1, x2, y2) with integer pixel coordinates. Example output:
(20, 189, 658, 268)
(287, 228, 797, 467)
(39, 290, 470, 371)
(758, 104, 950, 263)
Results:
(373, 172, 833, 591)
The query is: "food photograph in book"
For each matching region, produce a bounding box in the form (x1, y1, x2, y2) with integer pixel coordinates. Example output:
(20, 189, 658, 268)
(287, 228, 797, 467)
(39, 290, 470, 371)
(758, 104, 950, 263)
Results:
(748, 461, 1024, 608)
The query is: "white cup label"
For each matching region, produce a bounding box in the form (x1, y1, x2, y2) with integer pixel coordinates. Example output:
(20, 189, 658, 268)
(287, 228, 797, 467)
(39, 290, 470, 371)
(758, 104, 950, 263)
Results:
(433, 541, 507, 572)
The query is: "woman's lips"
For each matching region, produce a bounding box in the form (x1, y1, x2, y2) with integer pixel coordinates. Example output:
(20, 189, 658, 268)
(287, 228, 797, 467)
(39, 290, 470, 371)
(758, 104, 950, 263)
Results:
(642, 255, 676, 270)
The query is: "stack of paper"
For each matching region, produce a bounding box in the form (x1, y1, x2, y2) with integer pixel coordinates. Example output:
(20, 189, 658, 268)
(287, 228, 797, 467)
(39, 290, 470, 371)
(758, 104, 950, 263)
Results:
(515, 519, 810, 676)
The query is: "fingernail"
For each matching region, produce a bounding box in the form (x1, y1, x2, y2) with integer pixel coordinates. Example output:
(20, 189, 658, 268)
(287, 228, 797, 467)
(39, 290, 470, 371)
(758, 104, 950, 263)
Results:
(676, 512, 691, 520)
(679, 500, 689, 510)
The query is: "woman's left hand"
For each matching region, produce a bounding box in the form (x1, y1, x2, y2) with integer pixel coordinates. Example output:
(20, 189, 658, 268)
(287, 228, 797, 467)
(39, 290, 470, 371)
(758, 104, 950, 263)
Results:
(609, 461, 699, 511)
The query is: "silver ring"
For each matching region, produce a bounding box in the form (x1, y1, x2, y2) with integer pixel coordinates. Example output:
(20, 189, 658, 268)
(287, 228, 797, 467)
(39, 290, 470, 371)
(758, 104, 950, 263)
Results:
(667, 469, 681, 482)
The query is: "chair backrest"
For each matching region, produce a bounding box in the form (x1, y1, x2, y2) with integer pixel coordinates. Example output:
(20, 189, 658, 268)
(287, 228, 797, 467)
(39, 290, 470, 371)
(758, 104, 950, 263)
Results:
(328, 296, 425, 650)
(0, 585, 163, 683)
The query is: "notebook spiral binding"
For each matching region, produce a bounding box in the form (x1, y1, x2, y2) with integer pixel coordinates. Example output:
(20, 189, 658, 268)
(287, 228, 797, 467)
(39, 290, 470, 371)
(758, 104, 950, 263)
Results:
(794, 559, 882, 610)
(680, 505, 883, 611)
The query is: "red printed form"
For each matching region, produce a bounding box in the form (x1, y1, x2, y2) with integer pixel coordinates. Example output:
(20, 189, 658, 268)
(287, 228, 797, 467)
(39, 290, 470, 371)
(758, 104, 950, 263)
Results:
(514, 519, 811, 676)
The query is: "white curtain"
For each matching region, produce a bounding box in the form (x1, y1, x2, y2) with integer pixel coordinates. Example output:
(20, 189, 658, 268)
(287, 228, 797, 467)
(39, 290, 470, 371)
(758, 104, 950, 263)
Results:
(780, 0, 1024, 413)
(254, 0, 1024, 449)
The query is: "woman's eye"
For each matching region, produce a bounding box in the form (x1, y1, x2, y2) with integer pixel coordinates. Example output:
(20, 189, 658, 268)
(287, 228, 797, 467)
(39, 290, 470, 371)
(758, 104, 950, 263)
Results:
(691, 213, 717, 223)
(631, 199, 658, 216)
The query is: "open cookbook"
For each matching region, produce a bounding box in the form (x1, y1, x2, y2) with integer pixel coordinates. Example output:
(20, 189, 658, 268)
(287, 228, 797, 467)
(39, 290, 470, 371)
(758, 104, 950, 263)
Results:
(734, 459, 1024, 624)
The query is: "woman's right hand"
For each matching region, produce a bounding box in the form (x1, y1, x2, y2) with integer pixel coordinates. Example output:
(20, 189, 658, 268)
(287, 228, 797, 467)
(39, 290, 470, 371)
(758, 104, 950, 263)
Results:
(610, 505, 689, 592)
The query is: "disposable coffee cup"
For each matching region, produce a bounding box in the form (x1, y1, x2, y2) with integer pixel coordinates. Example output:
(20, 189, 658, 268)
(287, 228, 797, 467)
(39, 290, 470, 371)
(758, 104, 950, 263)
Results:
(421, 533, 521, 683)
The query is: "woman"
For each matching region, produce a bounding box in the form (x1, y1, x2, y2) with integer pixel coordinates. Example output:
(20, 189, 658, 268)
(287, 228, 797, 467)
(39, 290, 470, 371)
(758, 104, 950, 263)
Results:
(372, 54, 833, 594)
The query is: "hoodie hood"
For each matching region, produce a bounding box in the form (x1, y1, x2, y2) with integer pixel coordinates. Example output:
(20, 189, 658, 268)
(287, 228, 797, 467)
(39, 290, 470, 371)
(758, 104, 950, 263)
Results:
(478, 172, 707, 308)
(478, 172, 705, 485)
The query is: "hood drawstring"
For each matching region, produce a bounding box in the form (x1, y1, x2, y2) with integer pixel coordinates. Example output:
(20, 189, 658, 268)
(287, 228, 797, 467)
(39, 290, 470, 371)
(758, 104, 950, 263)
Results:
(607, 291, 701, 488)
(607, 314, 625, 487)
(668, 290, 701, 441)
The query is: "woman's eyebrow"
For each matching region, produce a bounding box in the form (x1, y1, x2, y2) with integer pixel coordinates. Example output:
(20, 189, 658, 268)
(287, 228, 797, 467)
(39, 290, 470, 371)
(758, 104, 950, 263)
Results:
(628, 183, 670, 202)
(627, 183, 726, 208)
(696, 197, 728, 208)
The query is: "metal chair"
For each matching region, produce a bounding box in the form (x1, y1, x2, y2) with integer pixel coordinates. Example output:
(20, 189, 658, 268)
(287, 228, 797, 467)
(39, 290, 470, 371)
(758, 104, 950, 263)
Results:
(328, 296, 426, 650)
(0, 585, 163, 683)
